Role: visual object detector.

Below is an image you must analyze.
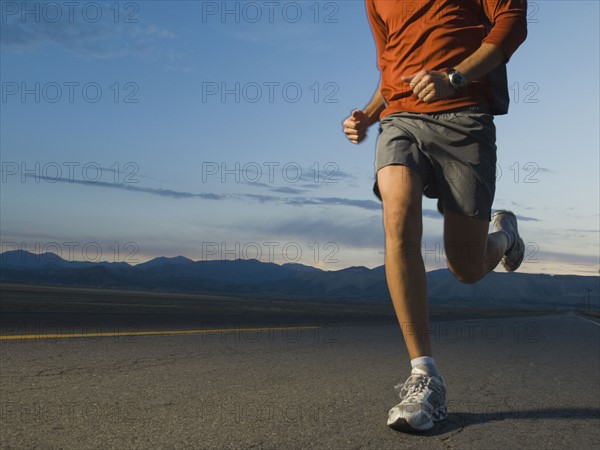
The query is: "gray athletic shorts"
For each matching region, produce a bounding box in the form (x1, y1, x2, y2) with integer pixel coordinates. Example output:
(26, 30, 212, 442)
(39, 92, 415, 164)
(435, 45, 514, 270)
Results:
(373, 106, 497, 221)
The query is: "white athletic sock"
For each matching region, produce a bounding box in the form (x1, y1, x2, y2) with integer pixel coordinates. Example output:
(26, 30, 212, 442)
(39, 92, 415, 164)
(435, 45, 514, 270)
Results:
(411, 356, 439, 377)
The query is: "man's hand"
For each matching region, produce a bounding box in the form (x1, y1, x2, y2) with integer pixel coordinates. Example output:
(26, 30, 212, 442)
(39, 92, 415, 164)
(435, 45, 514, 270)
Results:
(342, 109, 370, 144)
(401, 70, 455, 103)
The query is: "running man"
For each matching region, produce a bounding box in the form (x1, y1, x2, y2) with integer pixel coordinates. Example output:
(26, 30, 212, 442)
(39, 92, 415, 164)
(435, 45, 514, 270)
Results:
(342, 1, 527, 432)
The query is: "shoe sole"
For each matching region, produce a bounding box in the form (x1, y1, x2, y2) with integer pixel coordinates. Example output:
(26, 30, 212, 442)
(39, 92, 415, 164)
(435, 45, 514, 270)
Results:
(502, 236, 525, 271)
(493, 211, 525, 272)
(387, 405, 448, 432)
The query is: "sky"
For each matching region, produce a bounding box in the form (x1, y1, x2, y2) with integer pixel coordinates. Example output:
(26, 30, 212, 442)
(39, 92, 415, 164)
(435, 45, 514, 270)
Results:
(1, 0, 599, 276)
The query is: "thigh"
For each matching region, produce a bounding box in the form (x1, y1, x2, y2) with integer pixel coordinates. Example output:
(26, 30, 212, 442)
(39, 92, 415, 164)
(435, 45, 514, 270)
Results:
(373, 114, 434, 202)
(377, 165, 424, 215)
(422, 111, 497, 222)
(377, 165, 424, 253)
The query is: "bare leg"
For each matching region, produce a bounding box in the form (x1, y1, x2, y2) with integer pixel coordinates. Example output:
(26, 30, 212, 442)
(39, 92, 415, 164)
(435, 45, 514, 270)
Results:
(443, 210, 510, 284)
(377, 165, 430, 359)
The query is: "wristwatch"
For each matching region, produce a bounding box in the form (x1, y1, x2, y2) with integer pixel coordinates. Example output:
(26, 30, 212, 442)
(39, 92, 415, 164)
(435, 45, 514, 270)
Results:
(446, 68, 469, 90)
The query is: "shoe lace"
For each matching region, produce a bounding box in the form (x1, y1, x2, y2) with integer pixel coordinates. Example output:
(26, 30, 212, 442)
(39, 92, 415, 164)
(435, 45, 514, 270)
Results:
(395, 374, 429, 401)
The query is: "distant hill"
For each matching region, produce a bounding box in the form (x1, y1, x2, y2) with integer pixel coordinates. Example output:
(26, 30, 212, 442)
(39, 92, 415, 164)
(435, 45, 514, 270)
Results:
(1, 250, 598, 310)
(136, 256, 194, 269)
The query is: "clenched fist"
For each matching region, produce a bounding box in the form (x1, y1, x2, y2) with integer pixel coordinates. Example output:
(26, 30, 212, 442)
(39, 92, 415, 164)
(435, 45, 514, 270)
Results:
(401, 70, 455, 103)
(342, 109, 369, 144)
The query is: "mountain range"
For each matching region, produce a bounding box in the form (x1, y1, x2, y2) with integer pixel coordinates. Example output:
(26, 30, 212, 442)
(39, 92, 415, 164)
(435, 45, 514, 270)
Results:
(1, 250, 598, 310)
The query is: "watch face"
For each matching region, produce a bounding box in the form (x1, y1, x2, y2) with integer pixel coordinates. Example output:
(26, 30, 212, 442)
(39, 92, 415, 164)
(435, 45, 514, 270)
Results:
(450, 72, 467, 88)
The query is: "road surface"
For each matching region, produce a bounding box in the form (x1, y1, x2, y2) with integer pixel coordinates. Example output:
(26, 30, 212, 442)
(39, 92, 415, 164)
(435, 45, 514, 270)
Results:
(1, 286, 599, 449)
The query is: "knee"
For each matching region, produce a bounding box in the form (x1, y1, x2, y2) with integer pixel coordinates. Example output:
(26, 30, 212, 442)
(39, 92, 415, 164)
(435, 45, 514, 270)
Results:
(444, 234, 488, 284)
(447, 263, 485, 284)
(382, 204, 421, 241)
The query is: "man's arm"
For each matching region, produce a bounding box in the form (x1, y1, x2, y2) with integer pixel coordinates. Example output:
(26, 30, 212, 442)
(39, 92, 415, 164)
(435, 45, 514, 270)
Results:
(454, 43, 504, 85)
(363, 80, 387, 126)
(402, 43, 504, 104)
(342, 79, 386, 145)
(404, 0, 527, 104)
(342, 0, 388, 144)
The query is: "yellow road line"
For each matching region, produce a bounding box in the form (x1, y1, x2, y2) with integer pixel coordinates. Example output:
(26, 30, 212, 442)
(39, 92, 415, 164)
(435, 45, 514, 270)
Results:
(0, 325, 320, 341)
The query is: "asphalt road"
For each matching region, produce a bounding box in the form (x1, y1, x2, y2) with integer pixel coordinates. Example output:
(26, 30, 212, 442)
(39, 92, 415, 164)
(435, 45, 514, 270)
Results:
(1, 286, 599, 449)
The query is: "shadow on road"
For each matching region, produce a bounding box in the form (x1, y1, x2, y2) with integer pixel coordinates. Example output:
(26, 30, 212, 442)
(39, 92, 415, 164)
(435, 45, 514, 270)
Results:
(390, 407, 600, 436)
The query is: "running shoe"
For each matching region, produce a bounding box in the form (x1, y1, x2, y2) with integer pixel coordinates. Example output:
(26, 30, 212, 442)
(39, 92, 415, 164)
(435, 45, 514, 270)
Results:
(492, 210, 525, 271)
(387, 364, 447, 432)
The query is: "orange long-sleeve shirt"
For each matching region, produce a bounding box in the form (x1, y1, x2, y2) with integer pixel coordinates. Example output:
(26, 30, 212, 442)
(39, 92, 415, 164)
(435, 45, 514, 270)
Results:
(366, 0, 528, 117)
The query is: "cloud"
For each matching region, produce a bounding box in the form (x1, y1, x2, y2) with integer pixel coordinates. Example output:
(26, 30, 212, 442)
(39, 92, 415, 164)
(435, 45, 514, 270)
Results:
(514, 214, 539, 222)
(12, 173, 379, 211)
(98, 165, 162, 183)
(11, 172, 441, 216)
(21, 174, 225, 200)
(510, 201, 535, 211)
(237, 164, 357, 191)
(249, 216, 385, 248)
(537, 167, 554, 174)
(269, 186, 307, 194)
(241, 193, 281, 203)
(0, 229, 75, 243)
(531, 250, 600, 269)
(207, 15, 339, 53)
(564, 229, 600, 234)
(241, 182, 307, 195)
(283, 196, 381, 210)
(241, 193, 385, 212)
(1, 4, 177, 60)
(265, 194, 439, 217)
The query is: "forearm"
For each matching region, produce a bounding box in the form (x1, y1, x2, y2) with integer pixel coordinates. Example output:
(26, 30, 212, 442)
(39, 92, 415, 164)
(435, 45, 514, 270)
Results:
(363, 80, 386, 126)
(453, 43, 504, 83)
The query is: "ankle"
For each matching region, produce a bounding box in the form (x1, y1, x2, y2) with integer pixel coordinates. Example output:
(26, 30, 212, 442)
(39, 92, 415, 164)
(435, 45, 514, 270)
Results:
(411, 356, 439, 377)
